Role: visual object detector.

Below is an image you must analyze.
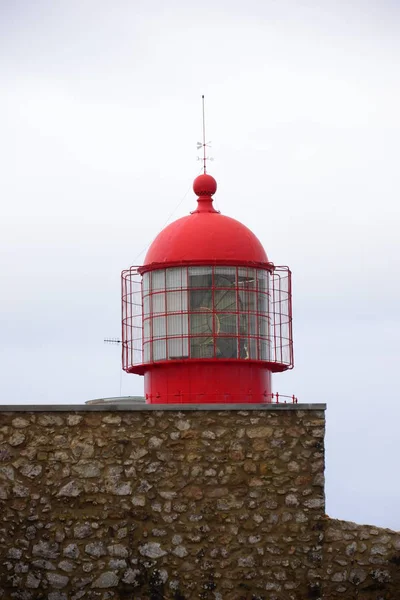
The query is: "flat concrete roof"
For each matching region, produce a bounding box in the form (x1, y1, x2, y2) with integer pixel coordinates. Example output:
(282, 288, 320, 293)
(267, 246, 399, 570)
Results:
(0, 403, 326, 412)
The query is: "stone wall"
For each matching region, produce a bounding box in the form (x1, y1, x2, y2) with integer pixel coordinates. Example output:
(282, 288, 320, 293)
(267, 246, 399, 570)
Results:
(323, 518, 400, 598)
(0, 405, 326, 600)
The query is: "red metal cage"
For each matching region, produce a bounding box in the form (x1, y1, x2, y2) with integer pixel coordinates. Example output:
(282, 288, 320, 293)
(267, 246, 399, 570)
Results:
(121, 264, 293, 374)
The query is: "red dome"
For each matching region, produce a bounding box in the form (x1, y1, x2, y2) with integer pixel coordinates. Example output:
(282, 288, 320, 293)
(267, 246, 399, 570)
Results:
(144, 174, 268, 267)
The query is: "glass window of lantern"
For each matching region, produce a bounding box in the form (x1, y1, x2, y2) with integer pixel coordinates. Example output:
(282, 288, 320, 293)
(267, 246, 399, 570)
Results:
(259, 315, 270, 361)
(152, 316, 166, 338)
(238, 313, 257, 359)
(152, 315, 166, 361)
(189, 267, 213, 358)
(248, 313, 258, 359)
(143, 318, 151, 341)
(257, 269, 269, 311)
(167, 312, 189, 359)
(166, 267, 188, 315)
(190, 336, 214, 358)
(188, 267, 212, 345)
(149, 271, 166, 361)
(166, 268, 188, 358)
(189, 266, 212, 288)
(215, 336, 237, 359)
(168, 337, 188, 359)
(153, 339, 166, 361)
(169, 315, 187, 340)
(214, 266, 236, 288)
(166, 267, 186, 290)
(189, 268, 212, 360)
(142, 272, 150, 294)
(238, 267, 257, 313)
(143, 295, 151, 317)
(259, 339, 270, 361)
(152, 292, 165, 314)
(141, 266, 273, 364)
(151, 270, 165, 291)
(213, 267, 237, 359)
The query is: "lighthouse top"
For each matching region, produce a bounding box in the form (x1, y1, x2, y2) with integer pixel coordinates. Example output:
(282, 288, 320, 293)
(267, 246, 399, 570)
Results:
(143, 173, 269, 269)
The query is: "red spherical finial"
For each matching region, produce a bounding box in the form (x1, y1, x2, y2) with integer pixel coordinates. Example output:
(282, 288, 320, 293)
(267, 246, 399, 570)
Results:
(193, 173, 217, 197)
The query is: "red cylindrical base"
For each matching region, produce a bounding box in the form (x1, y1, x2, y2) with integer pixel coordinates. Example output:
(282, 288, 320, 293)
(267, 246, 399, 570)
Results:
(144, 362, 272, 404)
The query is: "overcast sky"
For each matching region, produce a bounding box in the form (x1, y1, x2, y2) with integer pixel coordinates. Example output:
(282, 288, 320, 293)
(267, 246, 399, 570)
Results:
(1, 0, 400, 530)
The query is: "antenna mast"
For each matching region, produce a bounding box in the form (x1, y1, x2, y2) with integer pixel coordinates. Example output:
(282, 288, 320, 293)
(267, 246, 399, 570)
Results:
(202, 95, 206, 174)
(196, 95, 213, 171)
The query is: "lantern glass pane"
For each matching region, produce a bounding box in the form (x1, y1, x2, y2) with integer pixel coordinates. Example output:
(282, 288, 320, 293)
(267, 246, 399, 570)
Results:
(259, 339, 270, 361)
(166, 267, 187, 290)
(143, 295, 150, 316)
(143, 272, 150, 294)
(190, 336, 214, 358)
(151, 270, 165, 291)
(167, 314, 187, 336)
(190, 289, 212, 311)
(189, 266, 212, 288)
(167, 291, 185, 313)
(214, 266, 236, 287)
(152, 292, 165, 314)
(217, 313, 237, 335)
(168, 338, 188, 359)
(144, 341, 151, 362)
(153, 339, 166, 361)
(215, 288, 236, 313)
(143, 318, 151, 342)
(215, 336, 237, 358)
(152, 316, 166, 338)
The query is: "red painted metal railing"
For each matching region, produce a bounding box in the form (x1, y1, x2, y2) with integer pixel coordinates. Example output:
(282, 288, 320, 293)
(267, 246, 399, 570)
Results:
(143, 392, 298, 404)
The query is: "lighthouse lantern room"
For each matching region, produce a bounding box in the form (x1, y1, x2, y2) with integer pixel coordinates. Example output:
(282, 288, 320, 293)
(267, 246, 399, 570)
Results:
(121, 170, 293, 404)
